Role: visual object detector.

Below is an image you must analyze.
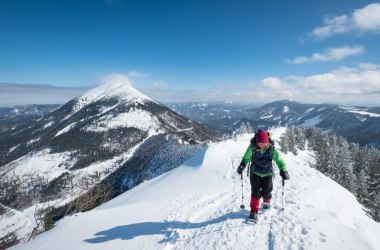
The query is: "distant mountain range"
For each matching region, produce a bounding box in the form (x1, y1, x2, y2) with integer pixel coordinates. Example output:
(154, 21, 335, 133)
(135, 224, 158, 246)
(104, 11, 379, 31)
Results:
(166, 100, 380, 148)
(2, 100, 379, 149)
(0, 104, 60, 133)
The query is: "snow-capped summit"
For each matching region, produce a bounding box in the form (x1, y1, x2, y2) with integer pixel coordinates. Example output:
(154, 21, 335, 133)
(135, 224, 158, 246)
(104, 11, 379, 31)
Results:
(72, 77, 154, 115)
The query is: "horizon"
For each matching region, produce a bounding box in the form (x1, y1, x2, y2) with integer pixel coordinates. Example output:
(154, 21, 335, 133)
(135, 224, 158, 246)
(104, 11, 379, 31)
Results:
(1, 0, 380, 106)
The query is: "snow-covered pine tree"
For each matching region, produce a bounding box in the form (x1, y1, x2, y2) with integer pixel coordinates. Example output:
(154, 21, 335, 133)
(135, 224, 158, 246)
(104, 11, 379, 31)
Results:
(312, 132, 330, 174)
(294, 127, 306, 151)
(280, 126, 380, 222)
(278, 128, 289, 154)
(351, 144, 369, 205)
(366, 149, 380, 221)
(335, 138, 355, 192)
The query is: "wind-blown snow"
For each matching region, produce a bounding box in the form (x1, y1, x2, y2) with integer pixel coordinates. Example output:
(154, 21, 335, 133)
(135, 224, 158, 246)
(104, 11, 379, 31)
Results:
(15, 128, 380, 250)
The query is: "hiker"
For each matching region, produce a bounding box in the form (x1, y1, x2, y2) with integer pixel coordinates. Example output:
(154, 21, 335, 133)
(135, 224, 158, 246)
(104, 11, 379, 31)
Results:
(237, 129, 290, 221)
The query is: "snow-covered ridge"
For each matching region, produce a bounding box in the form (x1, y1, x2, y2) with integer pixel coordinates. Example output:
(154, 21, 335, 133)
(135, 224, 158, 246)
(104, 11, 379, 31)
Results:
(16, 128, 380, 250)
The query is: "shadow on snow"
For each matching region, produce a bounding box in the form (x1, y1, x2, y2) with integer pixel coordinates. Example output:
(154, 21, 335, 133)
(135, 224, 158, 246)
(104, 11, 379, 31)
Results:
(84, 210, 246, 244)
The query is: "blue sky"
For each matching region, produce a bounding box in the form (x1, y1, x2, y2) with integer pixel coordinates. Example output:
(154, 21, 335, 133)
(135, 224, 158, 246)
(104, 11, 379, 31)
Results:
(1, 0, 380, 106)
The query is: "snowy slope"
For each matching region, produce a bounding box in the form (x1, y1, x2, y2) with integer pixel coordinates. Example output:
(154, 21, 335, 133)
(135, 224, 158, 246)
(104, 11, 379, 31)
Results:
(0, 81, 217, 247)
(15, 128, 380, 250)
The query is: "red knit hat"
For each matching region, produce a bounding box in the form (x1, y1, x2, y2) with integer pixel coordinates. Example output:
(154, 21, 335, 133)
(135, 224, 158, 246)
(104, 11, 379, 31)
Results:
(256, 131, 269, 144)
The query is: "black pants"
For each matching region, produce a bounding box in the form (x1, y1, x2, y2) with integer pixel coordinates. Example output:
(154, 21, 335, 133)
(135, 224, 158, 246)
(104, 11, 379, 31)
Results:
(250, 174, 273, 199)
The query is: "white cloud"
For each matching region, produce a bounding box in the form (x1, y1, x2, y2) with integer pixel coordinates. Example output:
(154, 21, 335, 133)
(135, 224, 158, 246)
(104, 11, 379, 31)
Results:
(3, 65, 380, 107)
(260, 77, 286, 90)
(98, 73, 133, 87)
(290, 45, 365, 64)
(144, 64, 380, 106)
(353, 3, 380, 31)
(358, 62, 380, 70)
(250, 65, 380, 105)
(310, 3, 380, 39)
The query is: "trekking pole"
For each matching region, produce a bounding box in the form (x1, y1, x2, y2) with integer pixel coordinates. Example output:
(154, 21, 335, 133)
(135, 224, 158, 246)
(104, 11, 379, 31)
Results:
(240, 173, 245, 209)
(281, 178, 285, 221)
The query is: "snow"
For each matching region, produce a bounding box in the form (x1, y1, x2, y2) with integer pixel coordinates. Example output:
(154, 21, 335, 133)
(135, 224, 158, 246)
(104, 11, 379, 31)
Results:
(98, 103, 119, 115)
(283, 106, 289, 113)
(233, 120, 241, 125)
(0, 205, 35, 243)
(191, 103, 208, 108)
(1, 149, 73, 184)
(297, 108, 315, 120)
(11, 108, 19, 115)
(8, 144, 20, 153)
(15, 128, 380, 250)
(176, 127, 193, 132)
(55, 122, 77, 137)
(0, 136, 155, 244)
(300, 115, 324, 126)
(348, 110, 380, 117)
(72, 82, 153, 115)
(260, 114, 273, 119)
(339, 106, 380, 117)
(85, 109, 161, 132)
(27, 138, 40, 146)
(43, 121, 54, 129)
(61, 82, 155, 121)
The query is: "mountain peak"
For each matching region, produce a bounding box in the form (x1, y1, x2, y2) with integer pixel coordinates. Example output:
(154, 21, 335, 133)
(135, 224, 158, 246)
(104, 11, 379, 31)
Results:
(72, 80, 154, 114)
(84, 81, 151, 103)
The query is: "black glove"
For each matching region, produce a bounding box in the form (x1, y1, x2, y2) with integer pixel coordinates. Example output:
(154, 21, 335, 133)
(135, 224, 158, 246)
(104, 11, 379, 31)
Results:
(280, 170, 290, 180)
(237, 165, 245, 175)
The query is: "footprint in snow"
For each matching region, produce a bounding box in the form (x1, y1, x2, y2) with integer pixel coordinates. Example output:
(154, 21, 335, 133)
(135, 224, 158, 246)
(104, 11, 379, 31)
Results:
(301, 227, 309, 235)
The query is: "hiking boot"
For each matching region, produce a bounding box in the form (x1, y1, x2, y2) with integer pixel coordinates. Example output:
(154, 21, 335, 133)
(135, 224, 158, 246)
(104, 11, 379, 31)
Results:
(262, 201, 271, 209)
(248, 212, 258, 222)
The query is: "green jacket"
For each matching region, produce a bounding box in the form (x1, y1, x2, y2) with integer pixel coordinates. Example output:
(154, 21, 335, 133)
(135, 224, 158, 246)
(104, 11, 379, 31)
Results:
(241, 144, 287, 177)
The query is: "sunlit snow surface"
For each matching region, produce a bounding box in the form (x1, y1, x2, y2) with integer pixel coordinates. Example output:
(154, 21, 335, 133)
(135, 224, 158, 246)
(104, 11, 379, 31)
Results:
(15, 128, 380, 250)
